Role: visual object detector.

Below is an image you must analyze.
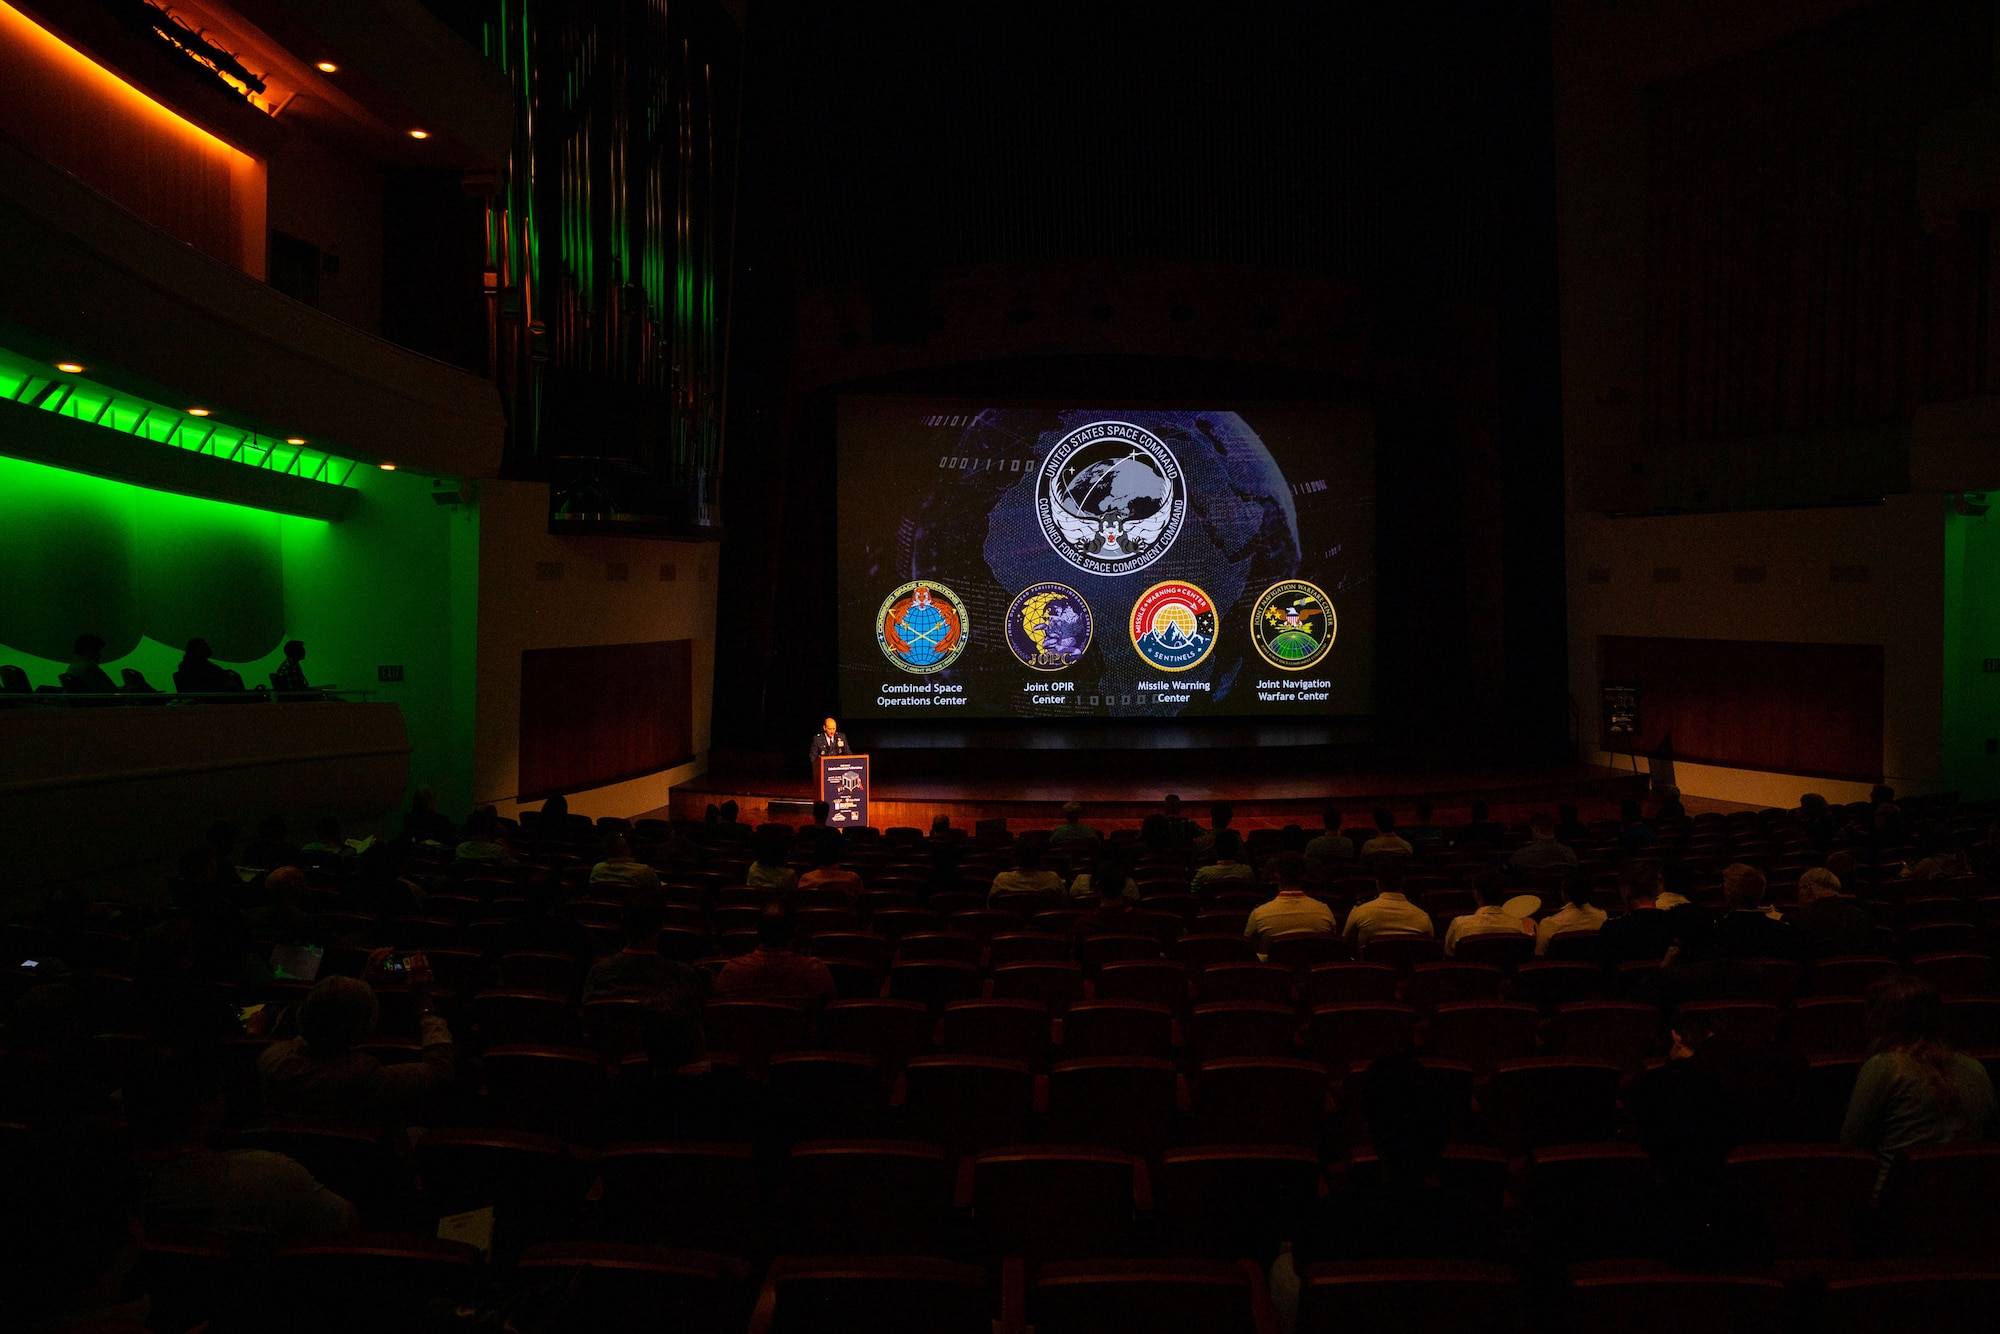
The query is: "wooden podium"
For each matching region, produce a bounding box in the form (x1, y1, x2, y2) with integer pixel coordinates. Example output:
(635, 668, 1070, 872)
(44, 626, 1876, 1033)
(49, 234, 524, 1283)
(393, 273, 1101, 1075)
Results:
(817, 753, 870, 828)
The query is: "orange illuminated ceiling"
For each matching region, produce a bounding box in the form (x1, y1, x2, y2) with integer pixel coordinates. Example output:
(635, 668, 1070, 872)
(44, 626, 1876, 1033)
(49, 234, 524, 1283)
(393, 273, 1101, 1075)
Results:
(0, 0, 265, 275)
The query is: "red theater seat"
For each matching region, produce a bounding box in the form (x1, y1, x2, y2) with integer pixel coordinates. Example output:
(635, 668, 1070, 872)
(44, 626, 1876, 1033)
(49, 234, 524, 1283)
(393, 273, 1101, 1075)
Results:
(746, 1256, 1004, 1334)
(968, 1145, 1147, 1261)
(1032, 1258, 1281, 1334)
(787, 1140, 955, 1255)
(1295, 1260, 1522, 1334)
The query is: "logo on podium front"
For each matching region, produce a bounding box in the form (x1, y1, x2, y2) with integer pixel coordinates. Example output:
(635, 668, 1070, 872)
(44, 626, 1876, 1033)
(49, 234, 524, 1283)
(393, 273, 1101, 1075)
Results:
(820, 755, 870, 827)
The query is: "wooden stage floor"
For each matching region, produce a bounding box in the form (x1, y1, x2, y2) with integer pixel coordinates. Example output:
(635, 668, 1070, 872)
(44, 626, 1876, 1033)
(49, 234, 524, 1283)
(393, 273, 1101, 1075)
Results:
(656, 750, 1648, 832)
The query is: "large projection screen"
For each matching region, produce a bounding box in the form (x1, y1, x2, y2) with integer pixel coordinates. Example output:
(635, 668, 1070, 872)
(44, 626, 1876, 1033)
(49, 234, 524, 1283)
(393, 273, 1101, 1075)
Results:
(837, 399, 1375, 720)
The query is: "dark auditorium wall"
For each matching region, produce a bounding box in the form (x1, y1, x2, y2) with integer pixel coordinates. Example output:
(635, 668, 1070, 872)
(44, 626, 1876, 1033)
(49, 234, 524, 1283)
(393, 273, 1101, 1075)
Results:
(712, 0, 1568, 762)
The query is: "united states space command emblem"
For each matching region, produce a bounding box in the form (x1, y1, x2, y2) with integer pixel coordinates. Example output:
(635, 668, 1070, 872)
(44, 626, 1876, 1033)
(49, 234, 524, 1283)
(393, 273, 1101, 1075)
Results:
(1005, 582, 1093, 671)
(876, 580, 969, 673)
(1251, 579, 1336, 670)
(1035, 419, 1187, 575)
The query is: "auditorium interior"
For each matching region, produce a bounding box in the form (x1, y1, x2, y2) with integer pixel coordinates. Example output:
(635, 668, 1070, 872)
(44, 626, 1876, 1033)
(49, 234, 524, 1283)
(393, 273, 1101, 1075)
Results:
(9, 1, 2000, 1330)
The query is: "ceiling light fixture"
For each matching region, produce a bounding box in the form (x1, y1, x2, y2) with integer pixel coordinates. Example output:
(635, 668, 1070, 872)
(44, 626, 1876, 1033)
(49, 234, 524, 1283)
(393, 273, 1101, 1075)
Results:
(408, 129, 428, 139)
(316, 60, 337, 72)
(54, 361, 84, 373)
(186, 407, 211, 416)
(285, 437, 306, 445)
(379, 462, 396, 470)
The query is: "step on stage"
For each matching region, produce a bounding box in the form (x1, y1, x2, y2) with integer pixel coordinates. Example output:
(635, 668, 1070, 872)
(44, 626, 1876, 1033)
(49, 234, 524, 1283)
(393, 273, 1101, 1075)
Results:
(663, 746, 1646, 832)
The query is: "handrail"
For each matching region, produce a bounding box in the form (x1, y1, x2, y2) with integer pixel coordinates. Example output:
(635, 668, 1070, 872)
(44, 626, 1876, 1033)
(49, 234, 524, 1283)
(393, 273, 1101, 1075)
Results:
(0, 688, 377, 705)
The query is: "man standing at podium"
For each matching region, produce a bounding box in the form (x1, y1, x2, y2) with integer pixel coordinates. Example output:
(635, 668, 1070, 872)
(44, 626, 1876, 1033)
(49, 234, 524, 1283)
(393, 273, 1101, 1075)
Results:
(808, 717, 851, 769)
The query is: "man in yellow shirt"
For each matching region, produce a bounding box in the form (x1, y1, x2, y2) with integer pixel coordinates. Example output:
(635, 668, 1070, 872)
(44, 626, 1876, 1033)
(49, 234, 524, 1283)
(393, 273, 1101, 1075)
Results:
(1342, 863, 1435, 948)
(1244, 853, 1337, 957)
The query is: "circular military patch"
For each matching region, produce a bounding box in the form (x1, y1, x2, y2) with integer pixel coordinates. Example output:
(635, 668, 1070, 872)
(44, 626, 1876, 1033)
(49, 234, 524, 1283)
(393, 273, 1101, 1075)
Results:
(876, 580, 969, 674)
(1250, 578, 1336, 670)
(1004, 582, 1094, 671)
(1128, 580, 1217, 673)
(1035, 419, 1187, 576)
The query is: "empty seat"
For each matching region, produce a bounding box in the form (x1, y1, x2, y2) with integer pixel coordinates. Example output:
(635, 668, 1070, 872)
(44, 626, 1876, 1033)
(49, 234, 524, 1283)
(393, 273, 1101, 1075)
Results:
(748, 1255, 999, 1334)
(937, 999, 1051, 1068)
(788, 1140, 954, 1255)
(886, 960, 983, 1012)
(894, 933, 981, 966)
(1487, 1058, 1621, 1150)
(1361, 935, 1444, 971)
(991, 961, 1088, 1011)
(988, 932, 1073, 966)
(1305, 1004, 1417, 1072)
(1295, 1259, 1521, 1334)
(1725, 1143, 1877, 1261)
(1061, 1000, 1176, 1061)
(1045, 1057, 1181, 1158)
(1188, 1001, 1299, 1061)
(1675, 1000, 1781, 1045)
(1199, 962, 1295, 1005)
(1032, 1258, 1280, 1334)
(499, 951, 581, 994)
(1266, 932, 1353, 974)
(1346, 1143, 1507, 1209)
(1176, 934, 1260, 971)
(416, 1128, 585, 1251)
(969, 1146, 1145, 1261)
(808, 932, 892, 970)
(1543, 1002, 1660, 1073)
(1527, 1144, 1653, 1264)
(1942, 996, 2000, 1049)
(1911, 952, 1998, 997)
(820, 1000, 930, 1073)
(899, 1056, 1034, 1154)
(1785, 997, 1867, 1056)
(1803, 1056, 1866, 1141)
(1822, 1268, 2000, 1334)
(1403, 963, 1504, 1013)
(703, 1001, 813, 1076)
(474, 990, 580, 1046)
(768, 1052, 883, 1138)
(1095, 959, 1192, 1012)
(1505, 961, 1605, 1007)
(1564, 1264, 1787, 1334)
(1882, 1143, 2000, 1259)
(597, 1142, 760, 1252)
(1156, 1145, 1322, 1264)
(1809, 955, 1899, 996)
(1425, 1001, 1540, 1077)
(1078, 933, 1161, 971)
(1194, 1057, 1326, 1146)
(512, 1243, 757, 1334)
(268, 1236, 483, 1334)
(1304, 962, 1400, 1006)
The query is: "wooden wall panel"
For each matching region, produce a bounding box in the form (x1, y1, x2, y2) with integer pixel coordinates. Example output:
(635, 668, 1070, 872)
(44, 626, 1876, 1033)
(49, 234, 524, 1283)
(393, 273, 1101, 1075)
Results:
(518, 639, 694, 799)
(1599, 636, 1884, 781)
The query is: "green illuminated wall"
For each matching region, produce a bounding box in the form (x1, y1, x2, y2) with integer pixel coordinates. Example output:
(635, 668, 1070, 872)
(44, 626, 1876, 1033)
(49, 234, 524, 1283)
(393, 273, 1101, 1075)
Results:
(0, 454, 478, 818)
(1944, 503, 2000, 798)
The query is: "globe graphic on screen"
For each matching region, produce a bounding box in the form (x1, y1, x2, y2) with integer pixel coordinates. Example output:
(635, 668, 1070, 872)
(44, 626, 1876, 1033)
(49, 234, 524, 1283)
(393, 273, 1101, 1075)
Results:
(876, 409, 1300, 714)
(1059, 449, 1169, 525)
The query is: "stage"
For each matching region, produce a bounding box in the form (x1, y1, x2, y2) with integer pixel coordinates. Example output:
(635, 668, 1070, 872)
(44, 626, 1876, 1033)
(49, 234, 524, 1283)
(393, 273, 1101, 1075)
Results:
(654, 748, 1649, 831)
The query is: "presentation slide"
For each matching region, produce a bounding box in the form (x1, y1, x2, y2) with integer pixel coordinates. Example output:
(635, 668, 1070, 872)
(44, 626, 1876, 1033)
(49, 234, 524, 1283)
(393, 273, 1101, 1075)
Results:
(837, 399, 1375, 719)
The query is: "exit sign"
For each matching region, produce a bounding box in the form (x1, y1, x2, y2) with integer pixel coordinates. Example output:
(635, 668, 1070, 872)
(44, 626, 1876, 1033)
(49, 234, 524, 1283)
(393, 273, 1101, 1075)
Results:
(1985, 659, 2000, 673)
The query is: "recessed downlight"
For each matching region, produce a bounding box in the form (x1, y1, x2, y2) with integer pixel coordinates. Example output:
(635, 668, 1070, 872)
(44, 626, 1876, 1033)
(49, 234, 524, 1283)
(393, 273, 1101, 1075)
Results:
(54, 361, 83, 373)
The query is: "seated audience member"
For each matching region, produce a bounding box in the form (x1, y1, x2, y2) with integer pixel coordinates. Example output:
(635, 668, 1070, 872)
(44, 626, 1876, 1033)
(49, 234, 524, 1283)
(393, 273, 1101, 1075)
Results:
(1461, 801, 1507, 846)
(130, 919, 247, 1042)
(810, 800, 831, 827)
(455, 806, 518, 865)
(129, 1042, 354, 1245)
(0, 1123, 149, 1334)
(175, 637, 242, 693)
(927, 814, 960, 843)
(714, 800, 754, 843)
(298, 816, 350, 860)
(61, 633, 116, 694)
(1342, 861, 1435, 948)
(1193, 803, 1234, 858)
(1361, 809, 1413, 860)
(1653, 785, 1687, 821)
(1192, 829, 1257, 893)
(1509, 813, 1579, 870)
(1273, 1054, 1509, 1320)
(714, 905, 837, 1005)
(488, 880, 598, 962)
(1443, 872, 1533, 957)
(1534, 872, 1607, 955)
(1243, 853, 1336, 956)
(1133, 813, 1175, 858)
(988, 841, 1064, 899)
(1796, 792, 1839, 844)
(1048, 800, 1103, 847)
(744, 827, 799, 891)
(259, 964, 454, 1123)
(584, 898, 708, 1008)
(1304, 805, 1354, 864)
(269, 639, 311, 694)
(1843, 973, 2000, 1190)
(243, 813, 299, 870)
(1554, 801, 1589, 844)
(1078, 870, 1145, 935)
(1654, 861, 1692, 910)
(605, 1000, 773, 1145)
(584, 840, 664, 892)
(1789, 866, 1875, 958)
(1715, 862, 1795, 960)
(244, 866, 325, 946)
(1596, 862, 1678, 966)
(1070, 849, 1140, 902)
(1627, 1027, 1777, 1270)
(799, 832, 865, 894)
(1162, 793, 1202, 846)
(1404, 798, 1446, 852)
(401, 787, 456, 844)
(1905, 829, 1968, 882)
(533, 793, 572, 832)
(1617, 798, 1658, 850)
(1659, 1006, 1808, 1145)
(1627, 907, 1772, 1013)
